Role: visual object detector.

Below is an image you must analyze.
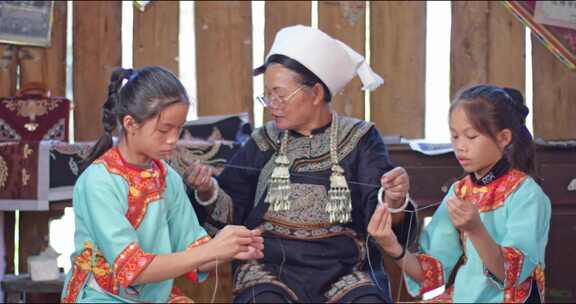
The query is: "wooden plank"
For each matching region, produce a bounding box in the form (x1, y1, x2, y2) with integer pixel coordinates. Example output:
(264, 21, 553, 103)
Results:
(487, 1, 525, 94)
(73, 1, 122, 141)
(262, 1, 311, 123)
(532, 35, 576, 140)
(371, 1, 426, 139)
(19, 1, 67, 96)
(450, 1, 489, 99)
(133, 1, 179, 75)
(18, 211, 64, 273)
(319, 1, 365, 120)
(0, 44, 17, 97)
(451, 1, 525, 99)
(195, 2, 252, 121)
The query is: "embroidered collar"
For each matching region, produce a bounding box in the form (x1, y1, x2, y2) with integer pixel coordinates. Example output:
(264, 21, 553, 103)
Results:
(288, 120, 332, 138)
(94, 147, 166, 228)
(471, 157, 511, 186)
(456, 169, 527, 213)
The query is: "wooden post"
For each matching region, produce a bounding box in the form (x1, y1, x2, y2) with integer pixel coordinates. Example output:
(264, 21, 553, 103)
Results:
(532, 36, 576, 140)
(450, 1, 525, 99)
(133, 1, 179, 75)
(319, 1, 366, 120)
(195, 2, 253, 122)
(371, 1, 426, 139)
(262, 1, 311, 123)
(73, 1, 122, 141)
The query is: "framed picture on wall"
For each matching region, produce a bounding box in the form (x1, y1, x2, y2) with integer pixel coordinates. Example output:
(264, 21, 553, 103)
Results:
(0, 1, 54, 47)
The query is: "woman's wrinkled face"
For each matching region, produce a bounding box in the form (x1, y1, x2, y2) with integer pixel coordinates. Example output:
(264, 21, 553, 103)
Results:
(263, 64, 316, 131)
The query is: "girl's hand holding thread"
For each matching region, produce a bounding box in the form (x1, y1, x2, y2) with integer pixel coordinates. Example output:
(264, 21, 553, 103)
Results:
(209, 225, 264, 262)
(447, 196, 483, 233)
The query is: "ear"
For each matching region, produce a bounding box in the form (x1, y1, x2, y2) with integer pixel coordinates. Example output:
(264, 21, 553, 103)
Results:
(122, 115, 140, 135)
(311, 83, 326, 106)
(496, 128, 512, 150)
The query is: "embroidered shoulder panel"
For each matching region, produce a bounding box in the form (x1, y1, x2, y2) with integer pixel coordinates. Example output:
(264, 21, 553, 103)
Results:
(454, 169, 528, 213)
(94, 147, 167, 229)
(252, 116, 374, 172)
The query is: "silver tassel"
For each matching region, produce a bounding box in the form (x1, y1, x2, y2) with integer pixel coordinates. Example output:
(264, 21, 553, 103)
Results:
(265, 131, 291, 212)
(326, 164, 352, 223)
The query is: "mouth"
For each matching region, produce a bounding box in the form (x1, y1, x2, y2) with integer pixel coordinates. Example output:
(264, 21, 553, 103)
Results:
(457, 157, 470, 165)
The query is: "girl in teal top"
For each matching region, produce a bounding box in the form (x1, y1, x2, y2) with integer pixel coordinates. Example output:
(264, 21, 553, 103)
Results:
(61, 66, 264, 303)
(368, 84, 550, 303)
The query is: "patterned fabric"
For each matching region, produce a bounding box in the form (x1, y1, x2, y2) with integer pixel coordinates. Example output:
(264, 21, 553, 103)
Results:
(455, 169, 528, 213)
(95, 147, 167, 229)
(503, 1, 576, 70)
(404, 170, 551, 303)
(0, 142, 38, 199)
(191, 116, 417, 302)
(0, 92, 70, 141)
(416, 254, 446, 297)
(61, 241, 156, 302)
(61, 147, 210, 302)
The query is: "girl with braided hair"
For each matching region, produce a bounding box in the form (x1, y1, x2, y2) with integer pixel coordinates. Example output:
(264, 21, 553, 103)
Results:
(368, 84, 551, 303)
(61, 66, 264, 303)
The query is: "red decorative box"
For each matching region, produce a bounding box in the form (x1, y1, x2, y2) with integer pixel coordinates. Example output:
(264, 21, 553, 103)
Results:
(0, 83, 70, 142)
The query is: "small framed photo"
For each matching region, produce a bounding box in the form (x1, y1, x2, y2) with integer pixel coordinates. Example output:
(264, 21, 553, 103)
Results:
(0, 1, 54, 47)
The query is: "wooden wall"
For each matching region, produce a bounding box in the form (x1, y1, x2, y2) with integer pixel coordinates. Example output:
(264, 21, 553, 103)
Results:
(0, 0, 575, 302)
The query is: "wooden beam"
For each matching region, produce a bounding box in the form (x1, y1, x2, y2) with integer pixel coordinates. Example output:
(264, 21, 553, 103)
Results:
(319, 1, 366, 120)
(133, 1, 179, 75)
(19, 1, 67, 97)
(451, 1, 525, 98)
(195, 2, 252, 121)
(532, 35, 576, 140)
(73, 1, 122, 141)
(262, 1, 311, 123)
(371, 1, 426, 139)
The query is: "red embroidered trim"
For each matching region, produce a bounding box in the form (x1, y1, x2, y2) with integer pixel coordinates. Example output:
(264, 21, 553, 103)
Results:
(455, 170, 527, 213)
(113, 242, 156, 289)
(416, 253, 445, 297)
(94, 147, 167, 229)
(184, 235, 212, 283)
(500, 246, 543, 303)
(61, 263, 90, 303)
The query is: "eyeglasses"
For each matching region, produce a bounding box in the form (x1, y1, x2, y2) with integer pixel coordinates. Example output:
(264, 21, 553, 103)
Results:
(256, 85, 305, 108)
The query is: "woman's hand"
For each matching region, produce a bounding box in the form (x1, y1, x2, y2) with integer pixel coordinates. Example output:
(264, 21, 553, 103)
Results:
(184, 161, 215, 193)
(381, 167, 409, 208)
(447, 196, 483, 233)
(368, 203, 402, 256)
(208, 225, 264, 262)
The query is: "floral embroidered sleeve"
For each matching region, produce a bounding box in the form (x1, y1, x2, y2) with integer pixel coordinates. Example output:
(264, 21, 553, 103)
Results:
(77, 165, 157, 289)
(482, 178, 550, 302)
(404, 185, 463, 298)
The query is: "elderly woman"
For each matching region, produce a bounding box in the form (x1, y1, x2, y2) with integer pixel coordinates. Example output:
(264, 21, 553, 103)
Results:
(186, 25, 417, 303)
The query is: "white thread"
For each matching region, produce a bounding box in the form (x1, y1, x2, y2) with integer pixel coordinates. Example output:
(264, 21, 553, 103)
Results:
(211, 257, 218, 304)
